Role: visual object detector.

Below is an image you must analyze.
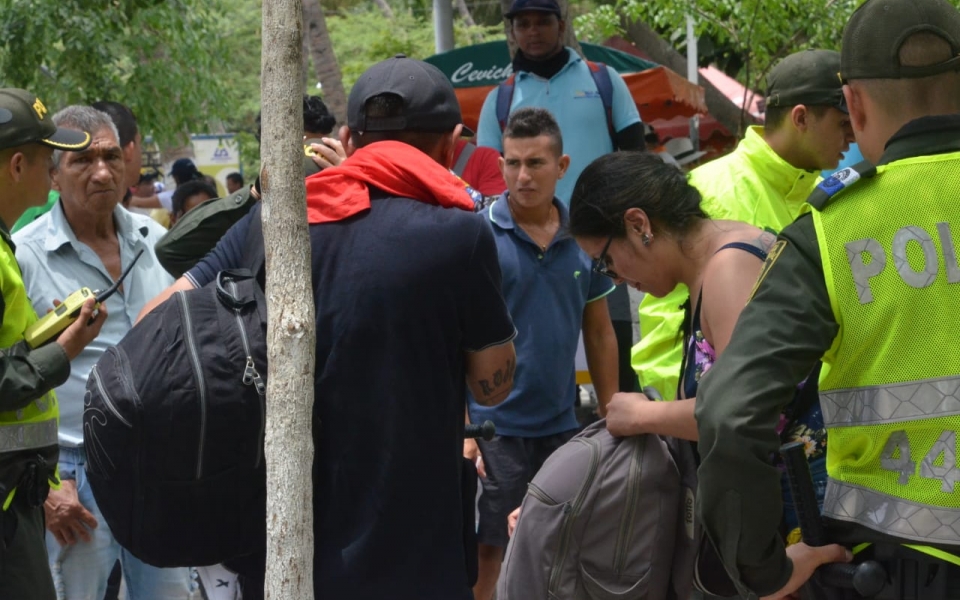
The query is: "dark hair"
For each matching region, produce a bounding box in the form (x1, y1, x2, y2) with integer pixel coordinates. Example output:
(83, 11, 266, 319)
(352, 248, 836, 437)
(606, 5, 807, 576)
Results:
(503, 107, 563, 154)
(91, 101, 139, 147)
(349, 94, 449, 153)
(569, 152, 707, 239)
(255, 95, 337, 142)
(303, 95, 336, 136)
(172, 180, 217, 216)
(226, 172, 244, 186)
(764, 104, 830, 131)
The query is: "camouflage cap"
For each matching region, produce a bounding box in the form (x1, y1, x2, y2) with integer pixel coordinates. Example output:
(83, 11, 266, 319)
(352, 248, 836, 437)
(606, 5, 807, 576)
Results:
(841, 0, 960, 81)
(0, 88, 91, 152)
(766, 50, 846, 112)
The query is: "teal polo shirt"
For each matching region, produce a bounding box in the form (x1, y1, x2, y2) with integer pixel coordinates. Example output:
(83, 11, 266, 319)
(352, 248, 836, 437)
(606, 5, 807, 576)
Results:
(475, 48, 641, 203)
(467, 194, 614, 437)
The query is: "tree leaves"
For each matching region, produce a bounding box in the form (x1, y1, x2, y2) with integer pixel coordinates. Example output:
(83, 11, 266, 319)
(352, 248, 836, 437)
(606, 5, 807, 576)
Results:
(0, 0, 231, 145)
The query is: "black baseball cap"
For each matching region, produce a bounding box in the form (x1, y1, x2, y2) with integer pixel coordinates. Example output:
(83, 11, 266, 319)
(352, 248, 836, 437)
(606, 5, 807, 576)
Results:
(504, 0, 562, 19)
(0, 88, 91, 152)
(841, 0, 960, 81)
(766, 50, 847, 112)
(348, 54, 469, 135)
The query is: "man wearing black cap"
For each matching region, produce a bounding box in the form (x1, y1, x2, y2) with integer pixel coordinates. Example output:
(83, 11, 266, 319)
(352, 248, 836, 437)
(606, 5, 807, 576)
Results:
(0, 88, 106, 600)
(139, 55, 518, 600)
(695, 1, 960, 598)
(634, 49, 855, 406)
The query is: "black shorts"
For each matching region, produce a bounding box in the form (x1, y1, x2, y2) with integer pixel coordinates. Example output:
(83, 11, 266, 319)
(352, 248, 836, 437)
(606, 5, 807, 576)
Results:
(476, 429, 578, 548)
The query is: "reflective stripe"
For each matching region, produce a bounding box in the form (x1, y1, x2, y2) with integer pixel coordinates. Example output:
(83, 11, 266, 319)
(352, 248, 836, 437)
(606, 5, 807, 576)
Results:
(824, 479, 960, 545)
(820, 375, 960, 426)
(0, 419, 58, 452)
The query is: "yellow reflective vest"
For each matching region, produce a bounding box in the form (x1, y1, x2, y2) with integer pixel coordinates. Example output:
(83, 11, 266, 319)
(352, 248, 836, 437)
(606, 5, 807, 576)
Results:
(0, 233, 59, 509)
(812, 151, 960, 548)
(633, 127, 821, 399)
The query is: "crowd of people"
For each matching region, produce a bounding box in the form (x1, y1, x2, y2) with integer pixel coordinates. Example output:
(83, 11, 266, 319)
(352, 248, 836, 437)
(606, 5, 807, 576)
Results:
(1, 0, 959, 598)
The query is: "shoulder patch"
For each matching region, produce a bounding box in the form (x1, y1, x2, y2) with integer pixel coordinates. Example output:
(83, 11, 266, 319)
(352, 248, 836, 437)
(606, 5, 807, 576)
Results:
(807, 160, 877, 211)
(748, 240, 787, 302)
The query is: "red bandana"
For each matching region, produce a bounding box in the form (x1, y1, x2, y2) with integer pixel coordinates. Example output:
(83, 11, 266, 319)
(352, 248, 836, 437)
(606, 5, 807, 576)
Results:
(304, 140, 476, 223)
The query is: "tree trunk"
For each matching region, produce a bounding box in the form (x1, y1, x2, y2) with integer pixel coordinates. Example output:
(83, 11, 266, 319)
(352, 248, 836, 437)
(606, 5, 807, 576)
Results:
(622, 17, 761, 138)
(499, 0, 583, 59)
(374, 0, 395, 19)
(455, 0, 476, 27)
(260, 0, 316, 598)
(302, 0, 349, 126)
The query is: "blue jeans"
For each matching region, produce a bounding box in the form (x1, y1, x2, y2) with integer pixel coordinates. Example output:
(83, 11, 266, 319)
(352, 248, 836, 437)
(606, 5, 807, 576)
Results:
(46, 447, 196, 600)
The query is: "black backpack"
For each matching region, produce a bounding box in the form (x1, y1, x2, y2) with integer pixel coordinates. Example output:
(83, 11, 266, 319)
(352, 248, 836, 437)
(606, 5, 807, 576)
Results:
(84, 213, 268, 569)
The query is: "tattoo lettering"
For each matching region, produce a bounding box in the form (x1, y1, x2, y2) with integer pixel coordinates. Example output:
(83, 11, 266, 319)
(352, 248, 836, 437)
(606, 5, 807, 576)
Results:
(477, 357, 516, 401)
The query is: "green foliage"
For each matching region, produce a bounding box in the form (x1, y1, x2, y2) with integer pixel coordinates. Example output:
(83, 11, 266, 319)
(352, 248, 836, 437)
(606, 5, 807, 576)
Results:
(327, 7, 503, 90)
(0, 0, 233, 146)
(574, 0, 867, 89)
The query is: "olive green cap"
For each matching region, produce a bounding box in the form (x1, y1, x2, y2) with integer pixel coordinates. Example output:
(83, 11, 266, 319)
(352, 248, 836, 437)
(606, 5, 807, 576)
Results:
(841, 0, 960, 81)
(0, 88, 91, 152)
(766, 50, 846, 112)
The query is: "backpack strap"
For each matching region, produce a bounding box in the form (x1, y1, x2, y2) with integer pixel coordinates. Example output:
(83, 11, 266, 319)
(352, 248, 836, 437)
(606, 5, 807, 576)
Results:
(453, 142, 476, 177)
(496, 74, 517, 132)
(586, 61, 617, 145)
(499, 60, 616, 143)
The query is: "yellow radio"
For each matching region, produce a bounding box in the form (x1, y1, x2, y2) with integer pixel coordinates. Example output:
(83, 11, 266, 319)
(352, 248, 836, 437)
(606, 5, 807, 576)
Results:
(24, 249, 145, 348)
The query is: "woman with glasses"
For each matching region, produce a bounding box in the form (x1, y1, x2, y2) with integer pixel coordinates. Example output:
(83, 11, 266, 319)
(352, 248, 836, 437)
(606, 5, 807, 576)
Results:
(568, 151, 778, 440)
(568, 151, 827, 539)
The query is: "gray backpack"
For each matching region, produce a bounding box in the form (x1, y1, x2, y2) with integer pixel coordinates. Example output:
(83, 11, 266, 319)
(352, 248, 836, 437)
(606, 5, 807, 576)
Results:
(497, 420, 698, 600)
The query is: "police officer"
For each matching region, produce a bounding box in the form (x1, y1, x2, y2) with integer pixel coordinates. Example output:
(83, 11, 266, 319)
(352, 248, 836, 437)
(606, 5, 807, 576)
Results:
(0, 89, 106, 599)
(694, 0, 960, 598)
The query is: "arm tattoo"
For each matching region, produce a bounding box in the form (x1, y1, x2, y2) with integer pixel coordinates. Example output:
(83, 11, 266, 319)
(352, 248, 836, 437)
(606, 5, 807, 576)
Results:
(477, 357, 516, 403)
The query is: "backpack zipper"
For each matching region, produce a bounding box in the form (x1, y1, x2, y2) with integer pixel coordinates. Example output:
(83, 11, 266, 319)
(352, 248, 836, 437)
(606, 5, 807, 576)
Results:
(548, 437, 601, 595)
(227, 279, 266, 468)
(527, 483, 559, 506)
(613, 437, 645, 574)
(90, 363, 132, 428)
(177, 291, 208, 479)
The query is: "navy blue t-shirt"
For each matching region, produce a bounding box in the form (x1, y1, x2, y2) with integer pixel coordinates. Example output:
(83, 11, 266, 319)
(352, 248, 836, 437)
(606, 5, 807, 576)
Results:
(309, 191, 514, 599)
(187, 193, 515, 598)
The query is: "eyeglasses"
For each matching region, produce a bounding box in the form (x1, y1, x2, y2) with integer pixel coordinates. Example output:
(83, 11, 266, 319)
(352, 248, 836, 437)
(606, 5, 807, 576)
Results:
(592, 234, 619, 280)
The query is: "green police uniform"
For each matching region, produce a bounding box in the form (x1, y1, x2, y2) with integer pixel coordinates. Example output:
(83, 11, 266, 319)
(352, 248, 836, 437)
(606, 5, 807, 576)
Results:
(0, 88, 91, 600)
(696, 111, 960, 598)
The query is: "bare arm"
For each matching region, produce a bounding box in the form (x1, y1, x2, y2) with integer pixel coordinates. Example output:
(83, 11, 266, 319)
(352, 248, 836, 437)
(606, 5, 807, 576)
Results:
(465, 340, 516, 407)
(136, 276, 195, 323)
(127, 194, 162, 209)
(605, 393, 699, 440)
(581, 297, 618, 416)
(700, 241, 771, 356)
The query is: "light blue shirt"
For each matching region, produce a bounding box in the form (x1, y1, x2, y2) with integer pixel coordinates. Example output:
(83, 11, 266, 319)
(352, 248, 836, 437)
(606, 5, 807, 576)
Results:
(476, 48, 641, 203)
(14, 203, 173, 446)
(467, 195, 615, 437)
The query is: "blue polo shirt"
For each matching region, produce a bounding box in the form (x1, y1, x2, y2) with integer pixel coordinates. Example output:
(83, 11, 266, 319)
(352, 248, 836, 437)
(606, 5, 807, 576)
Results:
(476, 48, 641, 204)
(468, 194, 614, 437)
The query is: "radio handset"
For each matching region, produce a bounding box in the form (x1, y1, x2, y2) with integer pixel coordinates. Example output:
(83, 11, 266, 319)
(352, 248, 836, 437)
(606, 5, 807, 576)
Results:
(24, 249, 145, 348)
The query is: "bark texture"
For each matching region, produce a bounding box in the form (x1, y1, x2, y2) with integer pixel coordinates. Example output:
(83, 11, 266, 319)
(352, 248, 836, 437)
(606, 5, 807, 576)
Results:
(302, 0, 349, 125)
(261, 0, 316, 598)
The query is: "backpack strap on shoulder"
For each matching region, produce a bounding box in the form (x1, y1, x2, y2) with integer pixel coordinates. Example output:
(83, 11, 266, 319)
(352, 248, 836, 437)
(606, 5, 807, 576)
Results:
(586, 61, 616, 144)
(239, 203, 266, 289)
(496, 74, 517, 133)
(807, 160, 877, 211)
(454, 142, 477, 177)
